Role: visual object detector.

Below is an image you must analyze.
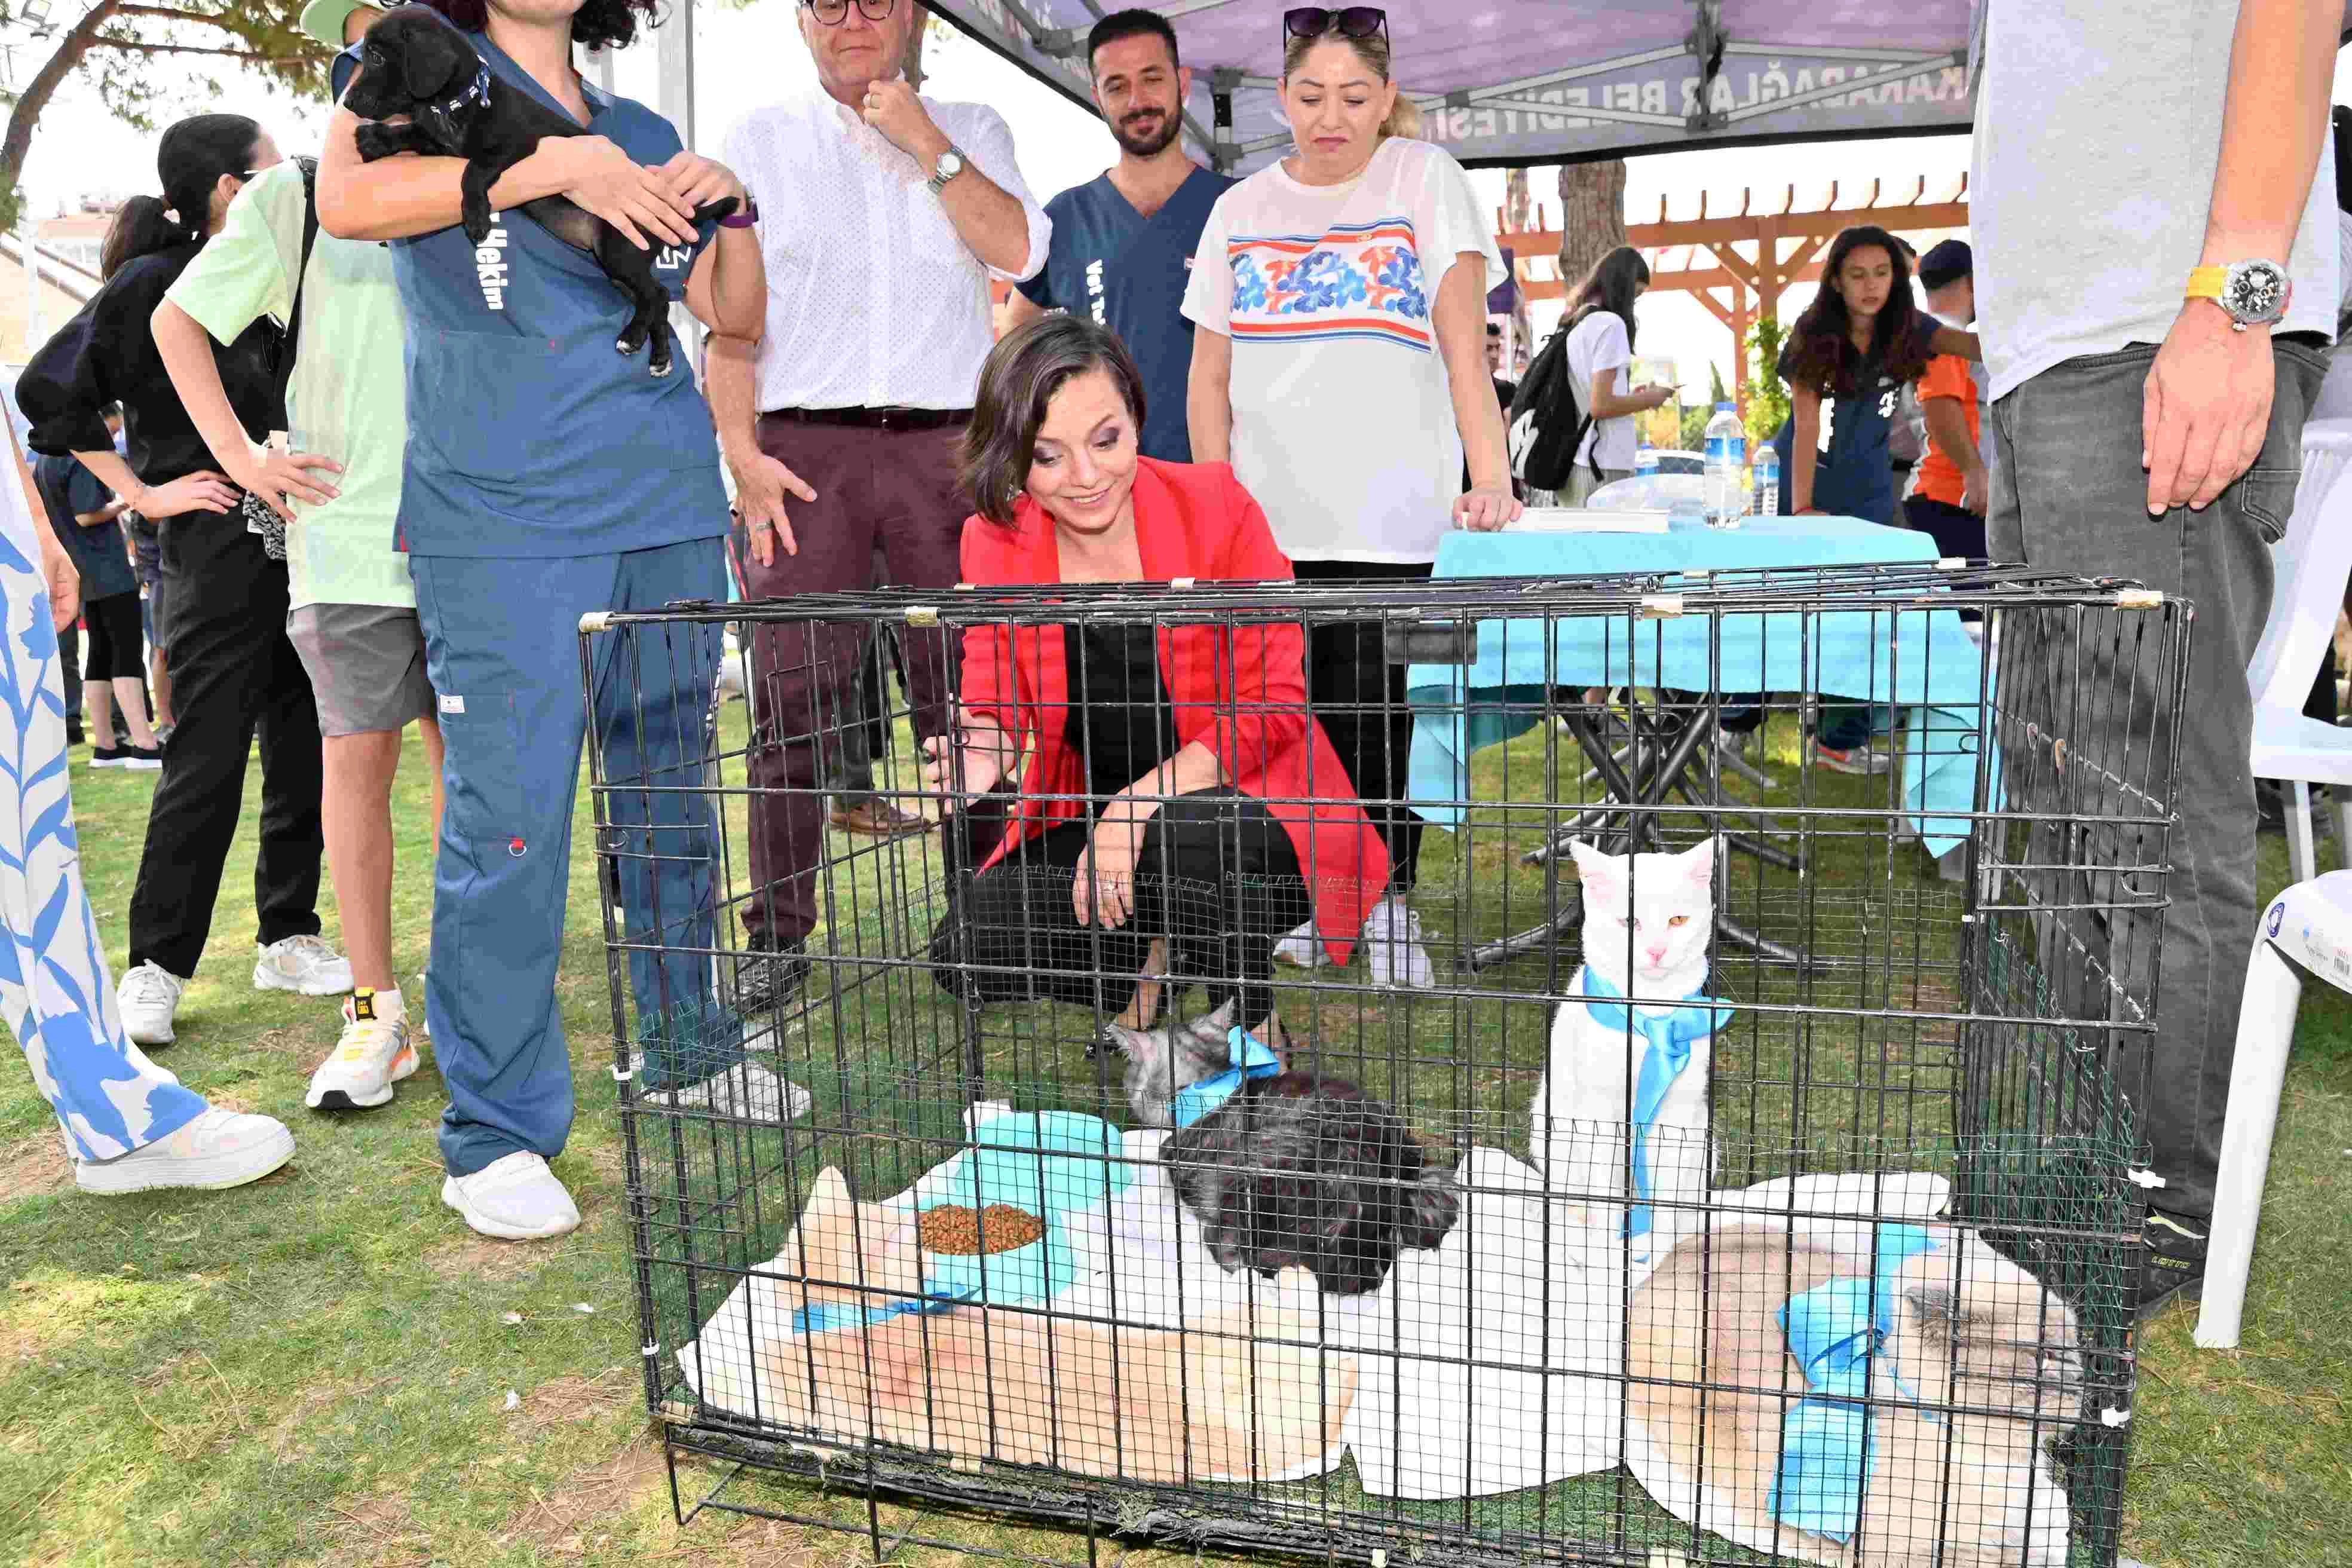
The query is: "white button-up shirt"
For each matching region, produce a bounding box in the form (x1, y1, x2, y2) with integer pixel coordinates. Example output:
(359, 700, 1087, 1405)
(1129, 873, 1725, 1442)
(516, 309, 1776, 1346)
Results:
(722, 84, 1049, 413)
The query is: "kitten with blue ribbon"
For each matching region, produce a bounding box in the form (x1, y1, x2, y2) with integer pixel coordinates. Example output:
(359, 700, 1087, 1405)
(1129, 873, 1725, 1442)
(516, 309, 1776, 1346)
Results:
(1625, 1220, 2084, 1566)
(1102, 1001, 1462, 1296)
(1532, 838, 1727, 1254)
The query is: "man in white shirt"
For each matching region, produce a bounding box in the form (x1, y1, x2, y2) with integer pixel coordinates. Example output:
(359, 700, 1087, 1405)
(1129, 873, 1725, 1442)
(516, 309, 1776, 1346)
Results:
(1974, 0, 2336, 1322)
(707, 0, 1047, 1005)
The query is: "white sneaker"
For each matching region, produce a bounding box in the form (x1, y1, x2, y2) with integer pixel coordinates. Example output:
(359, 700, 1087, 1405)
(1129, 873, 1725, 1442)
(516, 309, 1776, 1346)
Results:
(635, 1055, 812, 1122)
(73, 1106, 295, 1194)
(255, 934, 354, 997)
(1272, 917, 1332, 969)
(305, 988, 420, 1110)
(440, 1151, 580, 1241)
(1360, 896, 1437, 990)
(117, 961, 186, 1046)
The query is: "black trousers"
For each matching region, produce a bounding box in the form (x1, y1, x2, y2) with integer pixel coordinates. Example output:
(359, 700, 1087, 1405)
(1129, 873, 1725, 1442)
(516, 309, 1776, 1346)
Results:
(930, 788, 1311, 1028)
(1290, 558, 1429, 895)
(129, 519, 324, 978)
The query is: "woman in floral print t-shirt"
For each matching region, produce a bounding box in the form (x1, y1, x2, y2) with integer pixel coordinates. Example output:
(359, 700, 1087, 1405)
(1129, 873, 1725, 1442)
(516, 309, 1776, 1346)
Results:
(1181, 9, 1515, 987)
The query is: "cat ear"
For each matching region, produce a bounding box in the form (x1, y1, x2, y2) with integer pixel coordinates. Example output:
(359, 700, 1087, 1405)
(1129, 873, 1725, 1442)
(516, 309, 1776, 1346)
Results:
(1680, 837, 1717, 887)
(1901, 1284, 1970, 1347)
(1195, 999, 1241, 1042)
(1569, 839, 1617, 897)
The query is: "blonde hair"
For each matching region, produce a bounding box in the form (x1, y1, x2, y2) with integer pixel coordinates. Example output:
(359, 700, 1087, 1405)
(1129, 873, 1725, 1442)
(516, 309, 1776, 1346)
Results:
(1281, 27, 1418, 140)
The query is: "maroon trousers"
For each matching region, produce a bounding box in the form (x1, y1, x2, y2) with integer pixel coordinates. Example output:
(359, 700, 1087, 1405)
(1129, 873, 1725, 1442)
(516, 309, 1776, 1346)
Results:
(740, 413, 969, 950)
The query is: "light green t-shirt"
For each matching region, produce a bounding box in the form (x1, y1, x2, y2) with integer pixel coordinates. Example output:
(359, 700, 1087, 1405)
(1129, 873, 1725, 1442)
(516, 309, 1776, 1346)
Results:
(166, 160, 412, 611)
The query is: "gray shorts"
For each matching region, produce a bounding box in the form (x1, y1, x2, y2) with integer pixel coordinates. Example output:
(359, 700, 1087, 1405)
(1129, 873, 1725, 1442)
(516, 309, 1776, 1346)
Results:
(287, 604, 435, 737)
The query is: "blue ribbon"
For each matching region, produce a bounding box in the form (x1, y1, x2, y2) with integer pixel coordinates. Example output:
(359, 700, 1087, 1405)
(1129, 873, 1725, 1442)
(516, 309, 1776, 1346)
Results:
(792, 1282, 979, 1337)
(1575, 968, 1731, 1242)
(1171, 1025, 1283, 1129)
(1768, 1224, 1943, 1541)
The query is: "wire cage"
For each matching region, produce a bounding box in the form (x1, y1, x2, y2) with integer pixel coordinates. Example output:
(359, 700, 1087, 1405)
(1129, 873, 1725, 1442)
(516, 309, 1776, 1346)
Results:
(580, 562, 2184, 1568)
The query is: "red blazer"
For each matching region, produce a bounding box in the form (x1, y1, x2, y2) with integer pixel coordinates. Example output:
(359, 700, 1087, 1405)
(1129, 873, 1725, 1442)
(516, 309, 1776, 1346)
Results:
(957, 458, 1389, 964)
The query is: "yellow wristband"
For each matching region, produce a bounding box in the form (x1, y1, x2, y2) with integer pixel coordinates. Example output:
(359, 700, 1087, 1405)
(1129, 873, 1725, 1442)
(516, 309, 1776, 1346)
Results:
(2185, 265, 2228, 301)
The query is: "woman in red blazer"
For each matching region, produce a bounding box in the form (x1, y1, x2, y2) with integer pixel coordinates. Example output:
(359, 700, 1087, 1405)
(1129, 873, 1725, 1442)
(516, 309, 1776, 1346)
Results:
(921, 316, 1387, 1039)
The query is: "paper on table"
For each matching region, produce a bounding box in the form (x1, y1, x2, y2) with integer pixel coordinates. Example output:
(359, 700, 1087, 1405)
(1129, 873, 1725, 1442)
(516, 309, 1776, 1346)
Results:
(1505, 508, 1670, 534)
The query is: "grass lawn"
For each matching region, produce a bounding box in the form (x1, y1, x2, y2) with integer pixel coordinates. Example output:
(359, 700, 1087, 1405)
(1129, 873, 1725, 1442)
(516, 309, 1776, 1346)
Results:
(1, 703, 2347, 1568)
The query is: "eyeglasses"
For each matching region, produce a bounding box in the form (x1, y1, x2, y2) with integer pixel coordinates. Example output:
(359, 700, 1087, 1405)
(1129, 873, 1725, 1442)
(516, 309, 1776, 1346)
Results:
(1282, 7, 1388, 44)
(803, 0, 895, 23)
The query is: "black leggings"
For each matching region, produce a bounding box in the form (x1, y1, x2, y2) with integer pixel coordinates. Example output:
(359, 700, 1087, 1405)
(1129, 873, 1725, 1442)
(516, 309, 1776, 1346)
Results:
(1290, 558, 1430, 895)
(930, 787, 1312, 1028)
(82, 590, 145, 682)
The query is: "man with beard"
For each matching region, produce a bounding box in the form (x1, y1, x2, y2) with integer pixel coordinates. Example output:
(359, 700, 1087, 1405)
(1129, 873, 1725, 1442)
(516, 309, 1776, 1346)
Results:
(1004, 9, 1232, 463)
(707, 0, 1046, 1007)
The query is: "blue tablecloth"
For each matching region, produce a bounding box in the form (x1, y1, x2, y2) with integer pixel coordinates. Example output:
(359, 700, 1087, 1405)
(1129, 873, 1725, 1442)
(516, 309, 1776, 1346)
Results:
(1405, 517, 1990, 857)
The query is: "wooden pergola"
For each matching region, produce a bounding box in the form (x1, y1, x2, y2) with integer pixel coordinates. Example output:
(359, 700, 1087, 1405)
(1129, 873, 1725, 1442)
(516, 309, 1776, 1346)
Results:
(1499, 176, 1970, 407)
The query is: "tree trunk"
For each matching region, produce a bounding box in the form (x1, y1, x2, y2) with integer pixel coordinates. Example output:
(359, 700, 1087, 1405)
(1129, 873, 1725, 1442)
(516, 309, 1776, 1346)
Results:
(0, 1, 125, 234)
(1555, 158, 1628, 301)
(899, 1, 930, 93)
(1503, 167, 1535, 360)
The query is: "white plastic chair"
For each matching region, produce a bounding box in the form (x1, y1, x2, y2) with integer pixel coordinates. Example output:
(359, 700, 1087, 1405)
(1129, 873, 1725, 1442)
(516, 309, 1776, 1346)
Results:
(2195, 870, 2352, 1348)
(2247, 419, 2352, 883)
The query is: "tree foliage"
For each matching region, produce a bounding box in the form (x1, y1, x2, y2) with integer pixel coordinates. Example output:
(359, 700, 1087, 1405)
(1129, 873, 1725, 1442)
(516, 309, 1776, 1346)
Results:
(0, 1, 335, 231)
(1744, 314, 1791, 448)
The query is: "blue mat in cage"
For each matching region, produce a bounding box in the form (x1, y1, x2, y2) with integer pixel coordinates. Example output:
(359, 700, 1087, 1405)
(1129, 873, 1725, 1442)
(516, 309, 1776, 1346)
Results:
(1405, 518, 1992, 856)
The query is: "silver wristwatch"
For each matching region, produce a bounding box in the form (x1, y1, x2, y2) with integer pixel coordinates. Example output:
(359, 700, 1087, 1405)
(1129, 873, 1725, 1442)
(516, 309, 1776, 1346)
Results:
(927, 143, 967, 195)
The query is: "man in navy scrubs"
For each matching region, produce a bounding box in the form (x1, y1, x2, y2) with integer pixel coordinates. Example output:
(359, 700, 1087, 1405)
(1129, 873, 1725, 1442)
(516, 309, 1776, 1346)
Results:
(318, 0, 782, 1241)
(1004, 8, 1232, 463)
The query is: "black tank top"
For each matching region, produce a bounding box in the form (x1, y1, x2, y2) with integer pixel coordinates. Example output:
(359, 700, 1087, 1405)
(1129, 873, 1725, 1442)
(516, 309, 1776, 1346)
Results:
(1064, 621, 1180, 809)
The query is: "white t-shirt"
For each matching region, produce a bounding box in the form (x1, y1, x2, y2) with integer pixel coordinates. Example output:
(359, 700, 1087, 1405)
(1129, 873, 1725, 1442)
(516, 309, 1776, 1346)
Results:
(1563, 311, 1635, 471)
(1182, 137, 1505, 564)
(1973, 0, 2338, 402)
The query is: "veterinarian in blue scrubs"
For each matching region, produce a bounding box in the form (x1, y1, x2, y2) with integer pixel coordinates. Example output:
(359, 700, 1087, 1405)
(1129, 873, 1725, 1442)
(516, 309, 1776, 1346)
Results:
(318, 0, 778, 1241)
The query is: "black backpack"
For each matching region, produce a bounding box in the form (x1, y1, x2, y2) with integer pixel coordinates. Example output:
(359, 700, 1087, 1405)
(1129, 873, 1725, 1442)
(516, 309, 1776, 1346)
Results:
(1508, 314, 1601, 492)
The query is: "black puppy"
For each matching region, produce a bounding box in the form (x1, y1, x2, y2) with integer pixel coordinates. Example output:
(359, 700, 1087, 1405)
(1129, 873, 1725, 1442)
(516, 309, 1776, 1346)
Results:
(1159, 1070, 1460, 1296)
(341, 5, 734, 378)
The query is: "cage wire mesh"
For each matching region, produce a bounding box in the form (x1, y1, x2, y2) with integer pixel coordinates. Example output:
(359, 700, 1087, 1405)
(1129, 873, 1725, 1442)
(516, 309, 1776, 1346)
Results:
(580, 563, 2182, 1568)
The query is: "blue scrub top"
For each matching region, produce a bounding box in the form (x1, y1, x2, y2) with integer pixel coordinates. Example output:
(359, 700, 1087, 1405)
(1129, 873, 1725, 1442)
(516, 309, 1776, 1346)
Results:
(366, 33, 728, 559)
(1016, 165, 1233, 464)
(1770, 316, 1938, 526)
(35, 454, 136, 601)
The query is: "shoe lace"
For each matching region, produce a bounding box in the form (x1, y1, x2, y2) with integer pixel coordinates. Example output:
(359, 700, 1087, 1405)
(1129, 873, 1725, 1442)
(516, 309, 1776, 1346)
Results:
(279, 934, 338, 963)
(336, 1015, 402, 1062)
(124, 965, 176, 1006)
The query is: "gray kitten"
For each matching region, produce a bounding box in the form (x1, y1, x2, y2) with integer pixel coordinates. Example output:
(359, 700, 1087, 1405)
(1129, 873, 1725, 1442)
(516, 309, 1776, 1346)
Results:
(1100, 998, 1245, 1128)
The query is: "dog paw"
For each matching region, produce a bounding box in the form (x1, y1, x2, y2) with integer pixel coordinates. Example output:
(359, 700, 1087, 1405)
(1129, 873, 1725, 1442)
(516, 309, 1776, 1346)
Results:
(614, 335, 643, 357)
(651, 358, 675, 379)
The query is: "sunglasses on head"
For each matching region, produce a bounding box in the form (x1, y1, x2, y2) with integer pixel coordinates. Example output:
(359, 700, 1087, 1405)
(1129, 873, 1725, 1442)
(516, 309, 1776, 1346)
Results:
(1284, 7, 1388, 44)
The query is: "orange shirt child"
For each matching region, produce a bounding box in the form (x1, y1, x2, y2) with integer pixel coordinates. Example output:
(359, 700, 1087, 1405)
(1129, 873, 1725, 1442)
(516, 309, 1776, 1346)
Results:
(1912, 353, 1982, 510)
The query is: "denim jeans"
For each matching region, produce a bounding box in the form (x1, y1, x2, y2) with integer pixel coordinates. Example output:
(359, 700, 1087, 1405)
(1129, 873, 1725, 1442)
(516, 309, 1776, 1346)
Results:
(1987, 339, 2326, 1221)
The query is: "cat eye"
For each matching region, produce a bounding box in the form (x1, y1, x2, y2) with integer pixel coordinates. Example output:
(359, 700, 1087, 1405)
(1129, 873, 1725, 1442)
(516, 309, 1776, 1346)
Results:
(1667, 914, 1689, 927)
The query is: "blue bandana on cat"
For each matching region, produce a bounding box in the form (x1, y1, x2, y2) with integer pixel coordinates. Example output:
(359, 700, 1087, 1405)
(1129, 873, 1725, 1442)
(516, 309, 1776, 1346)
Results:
(1575, 967, 1731, 1244)
(1171, 1025, 1283, 1129)
(1768, 1223, 1943, 1541)
(792, 1282, 979, 1337)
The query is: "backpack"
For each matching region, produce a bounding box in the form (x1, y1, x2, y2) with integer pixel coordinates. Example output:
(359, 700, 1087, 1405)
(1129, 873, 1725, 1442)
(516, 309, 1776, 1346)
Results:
(1508, 314, 1601, 492)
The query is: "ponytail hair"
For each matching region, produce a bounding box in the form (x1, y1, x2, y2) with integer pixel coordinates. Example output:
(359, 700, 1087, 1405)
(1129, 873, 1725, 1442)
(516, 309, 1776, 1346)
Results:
(1380, 94, 1422, 140)
(101, 112, 263, 280)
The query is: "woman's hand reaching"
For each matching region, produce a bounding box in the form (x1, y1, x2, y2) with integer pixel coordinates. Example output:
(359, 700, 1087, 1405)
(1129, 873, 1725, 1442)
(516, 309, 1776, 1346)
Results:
(919, 727, 1008, 810)
(1073, 804, 1147, 928)
(130, 471, 238, 519)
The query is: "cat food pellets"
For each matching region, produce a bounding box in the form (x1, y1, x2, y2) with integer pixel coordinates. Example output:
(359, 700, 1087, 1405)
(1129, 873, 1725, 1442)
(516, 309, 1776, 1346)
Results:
(917, 1203, 1044, 1255)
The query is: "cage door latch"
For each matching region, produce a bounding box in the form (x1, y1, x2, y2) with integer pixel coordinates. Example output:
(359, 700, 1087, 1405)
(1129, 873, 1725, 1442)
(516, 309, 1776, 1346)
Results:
(2114, 588, 2166, 610)
(1640, 594, 1685, 619)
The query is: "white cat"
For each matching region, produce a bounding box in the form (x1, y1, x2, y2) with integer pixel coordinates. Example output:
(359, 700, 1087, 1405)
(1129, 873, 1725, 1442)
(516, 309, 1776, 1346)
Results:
(1531, 838, 1722, 1250)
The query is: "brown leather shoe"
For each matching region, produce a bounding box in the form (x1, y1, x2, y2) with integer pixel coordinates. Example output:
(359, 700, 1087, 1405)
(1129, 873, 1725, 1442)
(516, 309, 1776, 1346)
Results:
(829, 798, 931, 838)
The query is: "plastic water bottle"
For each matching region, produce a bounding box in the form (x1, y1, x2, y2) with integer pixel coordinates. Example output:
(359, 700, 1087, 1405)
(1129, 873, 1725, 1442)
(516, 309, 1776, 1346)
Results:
(1703, 402, 1747, 529)
(1635, 439, 1658, 477)
(1752, 443, 1780, 520)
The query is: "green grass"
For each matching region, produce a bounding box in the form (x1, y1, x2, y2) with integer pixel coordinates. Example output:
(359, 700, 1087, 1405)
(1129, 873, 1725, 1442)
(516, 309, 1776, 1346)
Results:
(1, 703, 2346, 1568)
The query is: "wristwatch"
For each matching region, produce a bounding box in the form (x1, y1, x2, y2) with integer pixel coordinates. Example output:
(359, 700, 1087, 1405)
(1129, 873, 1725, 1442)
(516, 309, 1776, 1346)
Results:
(927, 143, 967, 195)
(718, 198, 760, 229)
(2186, 259, 2291, 331)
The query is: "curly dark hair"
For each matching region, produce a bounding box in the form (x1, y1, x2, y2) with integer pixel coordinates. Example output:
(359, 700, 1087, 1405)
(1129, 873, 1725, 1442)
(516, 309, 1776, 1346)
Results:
(421, 0, 666, 52)
(1778, 225, 1931, 400)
